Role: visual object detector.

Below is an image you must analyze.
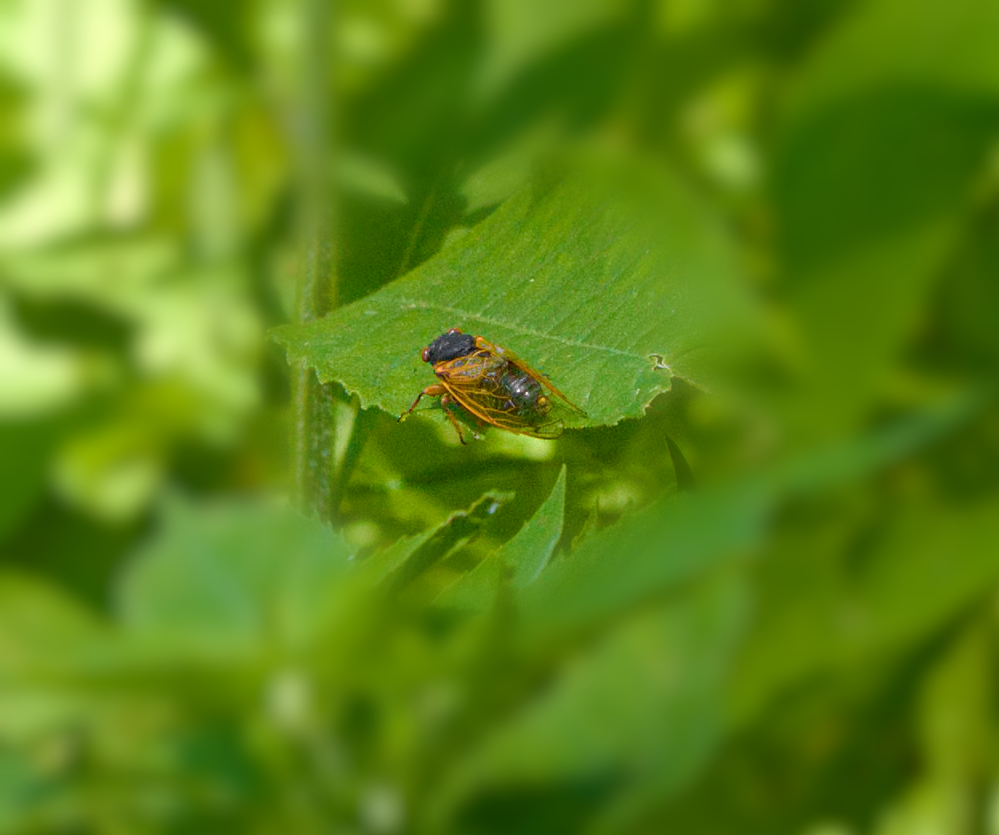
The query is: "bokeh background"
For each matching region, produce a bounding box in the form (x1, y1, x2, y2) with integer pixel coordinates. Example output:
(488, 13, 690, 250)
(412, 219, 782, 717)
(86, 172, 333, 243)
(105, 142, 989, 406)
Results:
(1, 0, 999, 833)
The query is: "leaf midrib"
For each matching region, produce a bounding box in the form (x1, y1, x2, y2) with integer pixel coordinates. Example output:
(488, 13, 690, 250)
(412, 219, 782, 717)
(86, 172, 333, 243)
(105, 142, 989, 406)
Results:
(398, 297, 651, 360)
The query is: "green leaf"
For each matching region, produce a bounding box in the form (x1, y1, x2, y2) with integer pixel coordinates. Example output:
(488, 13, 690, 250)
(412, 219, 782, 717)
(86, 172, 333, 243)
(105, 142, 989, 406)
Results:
(382, 490, 514, 599)
(337, 151, 408, 204)
(0, 749, 48, 832)
(434, 576, 749, 831)
(518, 392, 978, 642)
(119, 499, 354, 660)
(518, 480, 770, 640)
(774, 0, 999, 434)
(273, 155, 757, 428)
(0, 419, 61, 542)
(156, 0, 255, 70)
(730, 495, 999, 730)
(501, 464, 567, 587)
(0, 574, 125, 738)
(916, 616, 994, 785)
(0, 572, 108, 675)
(474, 0, 628, 101)
(118, 489, 522, 664)
(357, 528, 438, 588)
(437, 465, 566, 609)
(583, 579, 750, 835)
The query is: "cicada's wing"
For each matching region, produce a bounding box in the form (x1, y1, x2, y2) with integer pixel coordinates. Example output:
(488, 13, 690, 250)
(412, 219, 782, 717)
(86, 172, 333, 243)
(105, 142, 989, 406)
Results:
(432, 349, 506, 386)
(432, 350, 564, 439)
(473, 337, 587, 418)
(440, 379, 566, 439)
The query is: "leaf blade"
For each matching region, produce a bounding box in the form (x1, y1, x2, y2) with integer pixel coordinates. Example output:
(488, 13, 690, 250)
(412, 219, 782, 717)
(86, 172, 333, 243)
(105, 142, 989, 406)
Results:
(273, 156, 758, 428)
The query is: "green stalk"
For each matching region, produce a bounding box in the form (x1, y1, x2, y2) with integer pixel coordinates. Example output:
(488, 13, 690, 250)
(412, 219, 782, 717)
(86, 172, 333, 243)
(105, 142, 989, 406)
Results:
(291, 0, 336, 518)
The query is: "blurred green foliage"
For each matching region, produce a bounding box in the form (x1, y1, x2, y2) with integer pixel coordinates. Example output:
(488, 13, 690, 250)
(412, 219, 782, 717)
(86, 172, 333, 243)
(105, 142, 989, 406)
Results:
(1, 0, 999, 833)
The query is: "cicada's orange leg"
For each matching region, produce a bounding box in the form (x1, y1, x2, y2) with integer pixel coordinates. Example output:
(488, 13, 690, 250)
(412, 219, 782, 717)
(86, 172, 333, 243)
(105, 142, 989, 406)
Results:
(399, 384, 448, 421)
(439, 394, 468, 445)
(400, 385, 469, 444)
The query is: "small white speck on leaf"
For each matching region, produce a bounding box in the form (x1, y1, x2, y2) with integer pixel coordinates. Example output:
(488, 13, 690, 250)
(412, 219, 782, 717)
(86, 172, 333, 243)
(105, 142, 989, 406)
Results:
(649, 354, 673, 373)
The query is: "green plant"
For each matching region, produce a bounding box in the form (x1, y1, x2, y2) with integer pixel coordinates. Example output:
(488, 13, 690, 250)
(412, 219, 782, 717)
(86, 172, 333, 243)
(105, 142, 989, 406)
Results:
(2, 1, 999, 833)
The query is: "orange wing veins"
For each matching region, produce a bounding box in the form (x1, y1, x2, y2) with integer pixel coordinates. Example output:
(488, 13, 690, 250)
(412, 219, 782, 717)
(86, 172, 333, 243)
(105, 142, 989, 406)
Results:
(472, 337, 587, 417)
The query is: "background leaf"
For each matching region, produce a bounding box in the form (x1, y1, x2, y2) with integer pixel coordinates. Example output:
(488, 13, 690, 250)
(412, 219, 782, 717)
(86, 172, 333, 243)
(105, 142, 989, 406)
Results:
(437, 464, 567, 610)
(435, 575, 749, 834)
(774, 0, 999, 436)
(119, 499, 353, 660)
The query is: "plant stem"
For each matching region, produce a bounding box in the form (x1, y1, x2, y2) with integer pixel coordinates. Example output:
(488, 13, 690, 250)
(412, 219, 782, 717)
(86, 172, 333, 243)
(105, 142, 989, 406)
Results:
(292, 0, 336, 518)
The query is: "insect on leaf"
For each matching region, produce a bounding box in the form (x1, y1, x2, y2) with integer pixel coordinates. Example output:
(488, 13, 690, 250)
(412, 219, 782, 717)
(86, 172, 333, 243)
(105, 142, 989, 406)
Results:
(273, 155, 763, 429)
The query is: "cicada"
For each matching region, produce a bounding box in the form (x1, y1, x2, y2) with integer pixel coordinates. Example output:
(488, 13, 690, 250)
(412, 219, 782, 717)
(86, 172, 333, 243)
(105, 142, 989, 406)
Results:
(400, 328, 587, 444)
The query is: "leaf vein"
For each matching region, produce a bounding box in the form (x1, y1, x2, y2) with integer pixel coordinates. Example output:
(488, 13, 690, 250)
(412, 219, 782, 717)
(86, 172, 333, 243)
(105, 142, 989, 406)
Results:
(399, 298, 653, 360)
